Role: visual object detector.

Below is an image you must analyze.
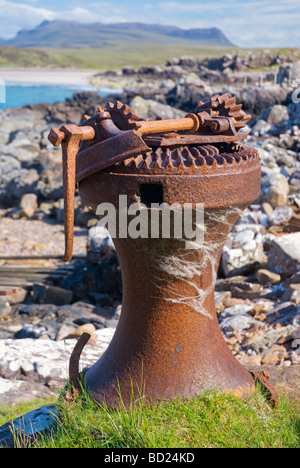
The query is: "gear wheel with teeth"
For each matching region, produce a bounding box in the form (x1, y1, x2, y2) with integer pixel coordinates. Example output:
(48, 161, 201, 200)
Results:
(106, 100, 142, 131)
(195, 93, 251, 131)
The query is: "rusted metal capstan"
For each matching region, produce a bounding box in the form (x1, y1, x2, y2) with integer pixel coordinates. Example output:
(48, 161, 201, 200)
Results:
(48, 93, 276, 408)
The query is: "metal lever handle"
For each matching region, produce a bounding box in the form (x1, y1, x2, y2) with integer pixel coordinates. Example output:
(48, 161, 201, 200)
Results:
(48, 124, 95, 262)
(136, 112, 233, 136)
(137, 113, 200, 135)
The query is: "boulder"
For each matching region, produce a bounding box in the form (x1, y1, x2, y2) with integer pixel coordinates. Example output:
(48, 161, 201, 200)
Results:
(266, 206, 294, 226)
(237, 85, 290, 117)
(250, 119, 272, 136)
(249, 325, 297, 353)
(259, 105, 289, 125)
(19, 193, 38, 218)
(220, 303, 253, 318)
(0, 404, 59, 448)
(289, 170, 300, 194)
(220, 315, 263, 335)
(256, 269, 281, 285)
(222, 230, 264, 277)
(267, 232, 300, 275)
(130, 96, 186, 120)
(261, 171, 290, 208)
(32, 283, 73, 306)
(0, 328, 115, 387)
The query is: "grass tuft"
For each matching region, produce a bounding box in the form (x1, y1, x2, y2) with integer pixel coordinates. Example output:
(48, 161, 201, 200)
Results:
(26, 386, 300, 448)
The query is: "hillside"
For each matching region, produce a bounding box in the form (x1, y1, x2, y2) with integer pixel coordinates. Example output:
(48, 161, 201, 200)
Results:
(2, 20, 235, 49)
(0, 46, 65, 68)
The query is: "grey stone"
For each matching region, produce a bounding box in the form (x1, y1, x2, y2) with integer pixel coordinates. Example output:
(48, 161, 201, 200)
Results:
(19, 193, 38, 218)
(0, 404, 59, 448)
(222, 235, 264, 277)
(289, 170, 300, 194)
(0, 299, 12, 318)
(256, 269, 281, 285)
(232, 229, 254, 247)
(87, 225, 116, 262)
(291, 328, 300, 340)
(221, 303, 253, 318)
(250, 325, 297, 353)
(260, 105, 289, 126)
(267, 206, 294, 226)
(220, 315, 262, 334)
(266, 302, 300, 326)
(32, 283, 73, 306)
(251, 119, 272, 136)
(261, 171, 290, 208)
(229, 281, 266, 300)
(130, 96, 186, 120)
(14, 323, 49, 339)
(0, 328, 115, 384)
(281, 284, 300, 305)
(0, 154, 21, 186)
(267, 232, 300, 275)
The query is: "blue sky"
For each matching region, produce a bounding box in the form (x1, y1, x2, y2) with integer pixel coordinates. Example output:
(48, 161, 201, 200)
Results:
(0, 0, 299, 47)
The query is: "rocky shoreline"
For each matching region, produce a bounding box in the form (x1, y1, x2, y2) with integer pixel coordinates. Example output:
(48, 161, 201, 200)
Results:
(0, 52, 300, 405)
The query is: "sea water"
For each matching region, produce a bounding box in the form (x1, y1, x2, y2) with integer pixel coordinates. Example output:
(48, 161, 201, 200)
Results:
(0, 83, 121, 110)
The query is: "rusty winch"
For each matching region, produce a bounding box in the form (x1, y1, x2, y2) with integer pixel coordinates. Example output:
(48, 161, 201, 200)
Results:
(48, 93, 278, 408)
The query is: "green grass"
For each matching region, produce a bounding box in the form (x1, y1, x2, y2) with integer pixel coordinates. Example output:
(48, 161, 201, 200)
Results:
(1, 45, 299, 71)
(44, 44, 237, 70)
(0, 396, 57, 427)
(0, 44, 237, 70)
(0, 46, 63, 68)
(2, 385, 298, 448)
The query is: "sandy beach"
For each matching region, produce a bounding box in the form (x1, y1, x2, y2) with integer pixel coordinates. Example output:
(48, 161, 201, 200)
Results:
(0, 68, 98, 86)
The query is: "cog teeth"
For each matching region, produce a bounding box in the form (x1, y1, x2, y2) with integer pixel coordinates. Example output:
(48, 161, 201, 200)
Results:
(231, 113, 246, 121)
(123, 157, 136, 167)
(223, 154, 237, 165)
(144, 153, 154, 168)
(190, 147, 205, 166)
(181, 148, 195, 168)
(224, 97, 236, 108)
(229, 104, 243, 113)
(211, 94, 221, 108)
(218, 93, 229, 103)
(172, 148, 185, 168)
(105, 100, 141, 130)
(234, 122, 246, 130)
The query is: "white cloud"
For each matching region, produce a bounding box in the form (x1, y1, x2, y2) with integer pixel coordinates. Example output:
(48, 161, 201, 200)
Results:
(0, 0, 299, 47)
(0, 1, 128, 38)
(0, 0, 56, 37)
(158, 0, 300, 47)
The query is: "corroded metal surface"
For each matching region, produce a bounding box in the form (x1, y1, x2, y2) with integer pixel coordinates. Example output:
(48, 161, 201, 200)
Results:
(249, 369, 279, 408)
(48, 94, 252, 262)
(69, 332, 92, 392)
(48, 94, 261, 408)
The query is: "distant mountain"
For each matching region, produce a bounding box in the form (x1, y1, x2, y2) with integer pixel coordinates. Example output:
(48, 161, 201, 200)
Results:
(2, 20, 235, 48)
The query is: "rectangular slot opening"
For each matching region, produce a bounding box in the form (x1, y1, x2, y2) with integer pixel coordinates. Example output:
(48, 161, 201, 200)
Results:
(140, 183, 164, 207)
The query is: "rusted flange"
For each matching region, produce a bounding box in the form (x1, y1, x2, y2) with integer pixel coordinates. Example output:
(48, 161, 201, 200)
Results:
(249, 369, 279, 408)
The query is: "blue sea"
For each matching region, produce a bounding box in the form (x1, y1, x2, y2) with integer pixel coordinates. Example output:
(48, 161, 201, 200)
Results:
(0, 83, 121, 110)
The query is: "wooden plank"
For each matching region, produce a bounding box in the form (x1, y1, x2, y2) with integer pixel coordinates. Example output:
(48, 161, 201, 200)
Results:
(0, 265, 74, 271)
(0, 279, 43, 287)
(0, 286, 23, 296)
(0, 255, 86, 260)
